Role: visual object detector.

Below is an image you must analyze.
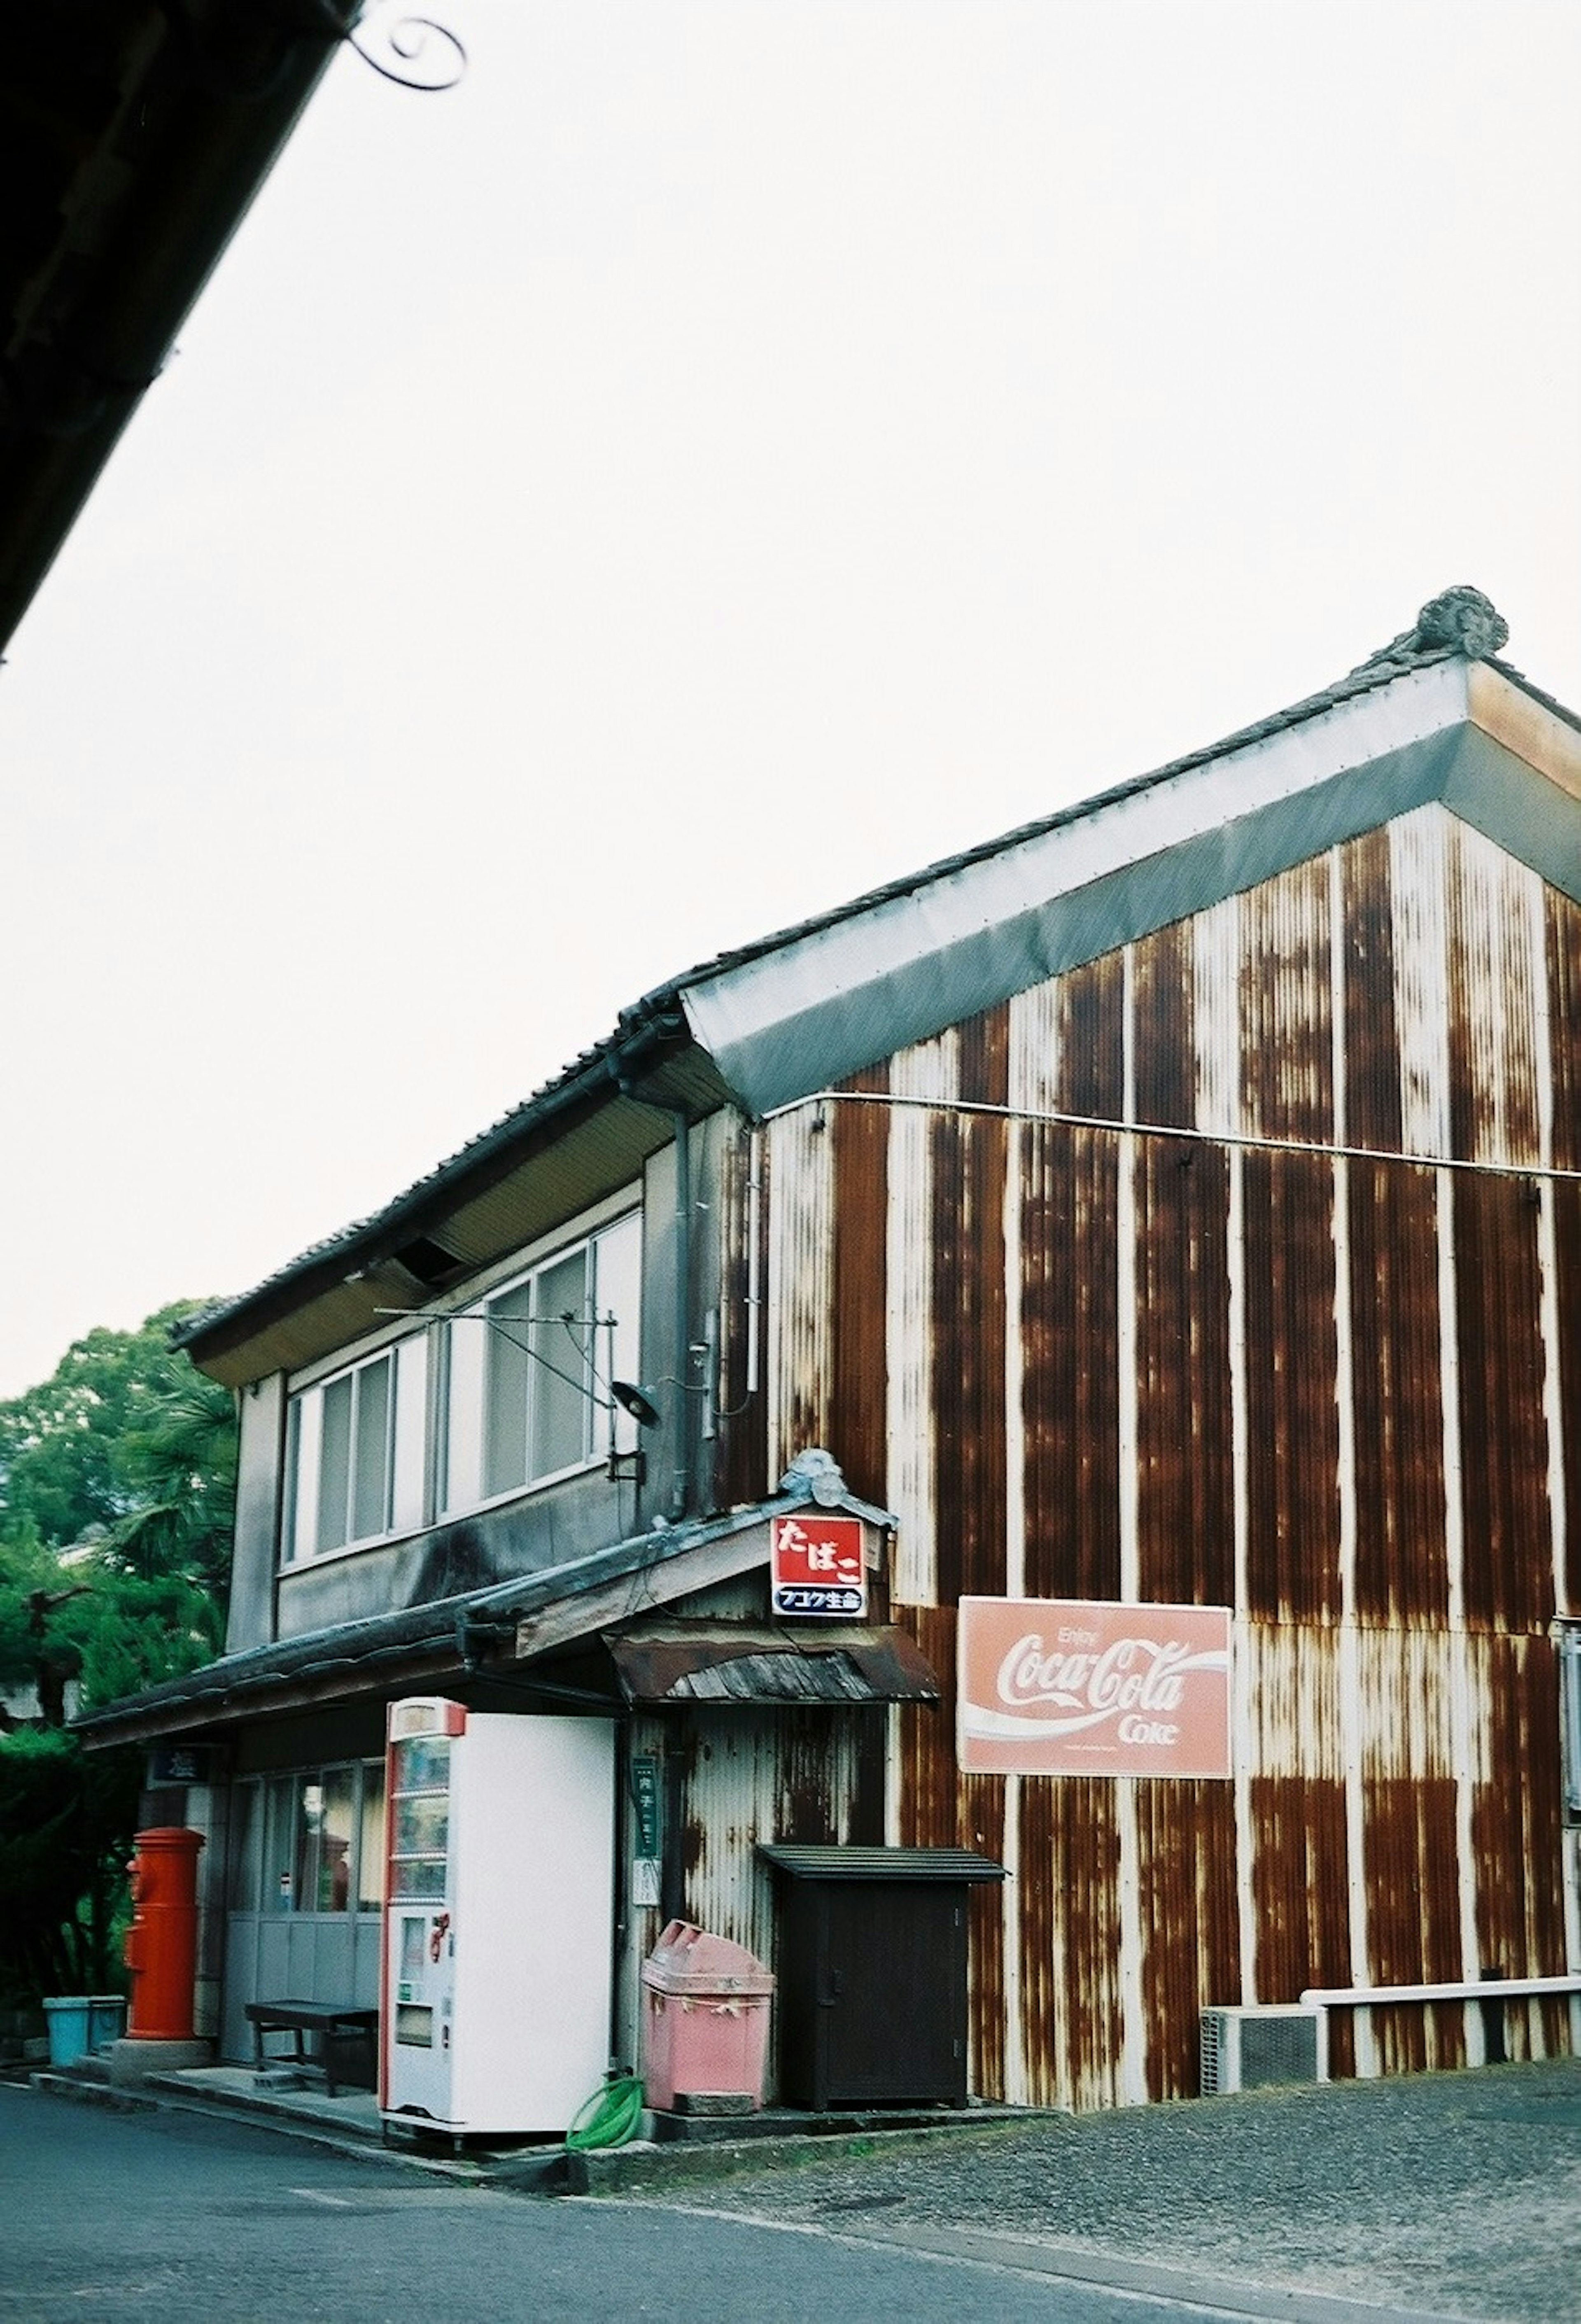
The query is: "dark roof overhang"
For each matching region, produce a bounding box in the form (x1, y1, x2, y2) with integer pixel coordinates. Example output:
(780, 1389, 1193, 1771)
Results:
(2, 0, 359, 657)
(74, 1459, 900, 1747)
(175, 1006, 728, 1386)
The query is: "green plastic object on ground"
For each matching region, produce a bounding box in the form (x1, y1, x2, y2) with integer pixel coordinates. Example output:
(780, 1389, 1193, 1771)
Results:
(564, 2072, 645, 2151)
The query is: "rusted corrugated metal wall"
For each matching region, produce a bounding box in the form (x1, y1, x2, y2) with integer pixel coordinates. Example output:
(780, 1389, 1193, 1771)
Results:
(722, 802, 1578, 2109)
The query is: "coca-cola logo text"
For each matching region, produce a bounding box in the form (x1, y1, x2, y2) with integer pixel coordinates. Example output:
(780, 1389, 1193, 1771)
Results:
(994, 1630, 1217, 1746)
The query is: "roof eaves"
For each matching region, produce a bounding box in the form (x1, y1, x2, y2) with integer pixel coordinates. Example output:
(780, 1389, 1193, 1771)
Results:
(74, 1455, 894, 1744)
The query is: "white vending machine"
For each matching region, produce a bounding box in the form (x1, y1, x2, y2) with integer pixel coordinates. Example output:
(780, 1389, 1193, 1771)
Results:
(380, 1698, 615, 2137)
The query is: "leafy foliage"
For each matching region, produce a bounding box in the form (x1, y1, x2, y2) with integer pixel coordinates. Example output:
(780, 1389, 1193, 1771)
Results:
(0, 1308, 236, 2012)
(0, 1727, 141, 2002)
(0, 1305, 236, 1604)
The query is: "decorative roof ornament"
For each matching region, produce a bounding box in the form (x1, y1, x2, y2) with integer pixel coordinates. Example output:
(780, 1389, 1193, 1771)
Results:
(1364, 584, 1509, 672)
(1412, 584, 1509, 659)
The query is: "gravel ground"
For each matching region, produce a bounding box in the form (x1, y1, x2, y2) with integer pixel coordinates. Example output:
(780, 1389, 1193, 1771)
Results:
(639, 2060, 1581, 2321)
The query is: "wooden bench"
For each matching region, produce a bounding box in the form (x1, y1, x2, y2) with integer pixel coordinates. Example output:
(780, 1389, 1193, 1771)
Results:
(245, 2000, 378, 2096)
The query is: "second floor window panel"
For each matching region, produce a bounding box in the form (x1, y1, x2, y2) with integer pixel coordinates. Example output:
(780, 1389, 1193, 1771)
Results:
(444, 1211, 641, 1513)
(286, 1335, 428, 1561)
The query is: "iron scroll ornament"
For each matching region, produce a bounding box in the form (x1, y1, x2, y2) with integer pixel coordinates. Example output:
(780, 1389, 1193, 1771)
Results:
(349, 4, 467, 90)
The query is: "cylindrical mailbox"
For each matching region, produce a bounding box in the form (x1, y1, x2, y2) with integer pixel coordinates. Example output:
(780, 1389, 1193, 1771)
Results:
(124, 1827, 204, 2041)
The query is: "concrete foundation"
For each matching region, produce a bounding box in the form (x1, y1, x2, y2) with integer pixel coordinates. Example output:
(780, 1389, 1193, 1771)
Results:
(107, 2037, 213, 2086)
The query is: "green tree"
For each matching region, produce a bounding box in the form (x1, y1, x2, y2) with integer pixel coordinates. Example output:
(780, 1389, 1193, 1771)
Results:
(0, 1304, 237, 1606)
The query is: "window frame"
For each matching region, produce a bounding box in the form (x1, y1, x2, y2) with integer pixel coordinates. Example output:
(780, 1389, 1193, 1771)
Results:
(282, 1333, 429, 1566)
(442, 1209, 642, 1519)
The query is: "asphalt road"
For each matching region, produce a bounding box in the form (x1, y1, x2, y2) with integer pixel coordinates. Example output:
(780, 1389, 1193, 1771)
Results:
(0, 2083, 1230, 2324)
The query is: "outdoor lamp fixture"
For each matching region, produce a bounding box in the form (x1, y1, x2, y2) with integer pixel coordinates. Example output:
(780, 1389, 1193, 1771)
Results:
(610, 1380, 662, 1430)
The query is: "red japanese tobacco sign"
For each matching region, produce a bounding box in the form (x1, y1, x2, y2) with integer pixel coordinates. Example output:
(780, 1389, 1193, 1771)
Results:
(770, 1513, 867, 1618)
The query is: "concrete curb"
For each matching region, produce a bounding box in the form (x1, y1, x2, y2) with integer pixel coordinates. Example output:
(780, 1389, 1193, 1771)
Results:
(561, 2114, 1044, 2196)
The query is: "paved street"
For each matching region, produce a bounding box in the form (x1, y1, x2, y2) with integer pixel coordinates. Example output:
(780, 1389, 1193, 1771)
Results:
(0, 2083, 1213, 2324)
(620, 2059, 1581, 2324)
(7, 2060, 1580, 2321)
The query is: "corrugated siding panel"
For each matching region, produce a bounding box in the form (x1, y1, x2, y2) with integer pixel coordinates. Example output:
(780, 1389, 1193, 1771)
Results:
(766, 1106, 835, 1478)
(1061, 951, 1126, 1120)
(670, 1707, 881, 2036)
(1339, 828, 1405, 1151)
(887, 1037, 957, 1605)
(1133, 1135, 1234, 1605)
(1470, 1636, 1572, 2055)
(896, 1604, 963, 1850)
(831, 1064, 890, 1510)
(1132, 920, 1196, 1129)
(1358, 1625, 1467, 2072)
(1240, 860, 1335, 1142)
(1016, 1778, 1124, 2110)
(1362, 1774, 1467, 2073)
(1348, 1159, 1448, 1623)
(1019, 1122, 1122, 1599)
(1243, 1623, 1344, 1780)
(932, 1008, 1009, 1604)
(1446, 821, 1544, 1169)
(1544, 888, 1581, 1606)
(1453, 1172, 1552, 1629)
(1249, 1776, 1354, 2009)
(964, 1774, 1007, 2099)
(1136, 1779, 1240, 2099)
(758, 801, 1576, 2114)
(1389, 808, 1453, 1160)
(1242, 1150, 1341, 1623)
(714, 1120, 768, 1510)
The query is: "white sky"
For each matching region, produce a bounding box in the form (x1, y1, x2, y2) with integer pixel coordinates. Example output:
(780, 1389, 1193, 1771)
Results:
(2, 1, 1577, 1400)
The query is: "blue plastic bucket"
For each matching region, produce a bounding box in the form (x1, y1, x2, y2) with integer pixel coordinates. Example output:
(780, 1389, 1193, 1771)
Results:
(88, 1996, 127, 2047)
(42, 1997, 94, 2068)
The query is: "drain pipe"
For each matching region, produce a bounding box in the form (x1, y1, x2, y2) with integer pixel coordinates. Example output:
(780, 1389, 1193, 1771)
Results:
(670, 1110, 691, 1521)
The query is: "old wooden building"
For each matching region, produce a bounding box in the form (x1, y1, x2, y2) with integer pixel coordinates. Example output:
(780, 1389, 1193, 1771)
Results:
(85, 587, 1581, 2113)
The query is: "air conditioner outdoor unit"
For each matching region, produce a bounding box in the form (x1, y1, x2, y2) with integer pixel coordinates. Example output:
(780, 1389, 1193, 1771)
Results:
(1200, 2005, 1322, 2095)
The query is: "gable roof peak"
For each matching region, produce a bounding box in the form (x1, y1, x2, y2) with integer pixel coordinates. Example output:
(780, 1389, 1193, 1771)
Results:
(1355, 583, 1509, 677)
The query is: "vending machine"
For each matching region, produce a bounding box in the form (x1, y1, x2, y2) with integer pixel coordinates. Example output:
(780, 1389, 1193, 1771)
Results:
(380, 1698, 615, 2137)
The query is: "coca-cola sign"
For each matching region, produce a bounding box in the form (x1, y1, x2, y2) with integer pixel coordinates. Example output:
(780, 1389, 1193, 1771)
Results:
(957, 1596, 1232, 1777)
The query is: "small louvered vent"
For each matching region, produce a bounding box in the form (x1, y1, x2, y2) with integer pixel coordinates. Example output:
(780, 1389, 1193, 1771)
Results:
(1200, 2006, 1321, 2095)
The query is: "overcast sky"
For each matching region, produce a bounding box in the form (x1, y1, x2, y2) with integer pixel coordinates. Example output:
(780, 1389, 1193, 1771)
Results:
(1, 1, 1577, 1400)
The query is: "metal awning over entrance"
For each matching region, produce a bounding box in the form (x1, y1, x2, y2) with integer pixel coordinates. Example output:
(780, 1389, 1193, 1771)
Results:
(604, 1621, 938, 1707)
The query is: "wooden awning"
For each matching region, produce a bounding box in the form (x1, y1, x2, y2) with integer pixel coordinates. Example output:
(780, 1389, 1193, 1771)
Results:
(603, 1620, 938, 1707)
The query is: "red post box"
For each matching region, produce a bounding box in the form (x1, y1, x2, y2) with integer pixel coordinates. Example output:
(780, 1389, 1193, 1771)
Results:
(124, 1827, 204, 2041)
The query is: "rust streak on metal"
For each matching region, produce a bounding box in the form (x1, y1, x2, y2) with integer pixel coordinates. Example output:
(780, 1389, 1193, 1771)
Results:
(1243, 1150, 1341, 1623)
(1341, 829, 1404, 1153)
(1545, 889, 1581, 1604)
(1249, 1775, 1353, 2006)
(1133, 921, 1196, 1129)
(1136, 1779, 1240, 2100)
(1017, 1776, 1124, 2109)
(1241, 859, 1334, 1143)
(932, 1008, 1009, 1604)
(1471, 1637, 1569, 2057)
(1348, 1160, 1448, 1623)
(1020, 1122, 1121, 1598)
(1134, 1137, 1234, 1606)
(1453, 1174, 1552, 1630)
(1362, 1774, 1465, 2074)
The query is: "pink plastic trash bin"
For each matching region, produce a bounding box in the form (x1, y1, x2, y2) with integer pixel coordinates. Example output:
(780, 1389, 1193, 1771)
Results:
(640, 1920, 774, 2112)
